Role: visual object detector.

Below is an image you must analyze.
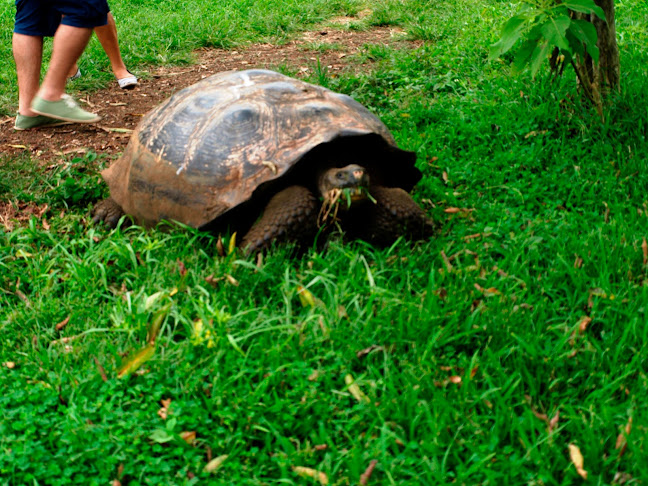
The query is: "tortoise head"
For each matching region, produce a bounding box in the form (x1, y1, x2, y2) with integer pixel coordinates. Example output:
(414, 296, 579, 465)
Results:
(317, 164, 371, 207)
(316, 164, 373, 226)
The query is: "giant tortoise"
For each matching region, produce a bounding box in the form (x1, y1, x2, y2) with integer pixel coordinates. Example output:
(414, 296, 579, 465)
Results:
(93, 69, 434, 252)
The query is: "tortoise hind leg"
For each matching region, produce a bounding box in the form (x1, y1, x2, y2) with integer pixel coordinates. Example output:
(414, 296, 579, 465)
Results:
(241, 186, 319, 254)
(354, 186, 435, 246)
(92, 197, 126, 228)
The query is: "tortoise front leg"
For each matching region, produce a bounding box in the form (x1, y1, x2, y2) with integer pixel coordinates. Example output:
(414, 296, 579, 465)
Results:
(241, 185, 319, 254)
(92, 197, 126, 228)
(354, 186, 435, 246)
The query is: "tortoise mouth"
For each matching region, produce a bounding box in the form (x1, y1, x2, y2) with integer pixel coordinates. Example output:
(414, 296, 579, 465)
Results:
(318, 186, 374, 227)
(327, 187, 368, 205)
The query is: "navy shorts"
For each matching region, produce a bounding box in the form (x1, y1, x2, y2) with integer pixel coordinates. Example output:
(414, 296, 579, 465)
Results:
(14, 0, 110, 37)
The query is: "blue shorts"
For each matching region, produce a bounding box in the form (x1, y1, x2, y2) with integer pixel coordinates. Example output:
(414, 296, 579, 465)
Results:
(14, 0, 110, 37)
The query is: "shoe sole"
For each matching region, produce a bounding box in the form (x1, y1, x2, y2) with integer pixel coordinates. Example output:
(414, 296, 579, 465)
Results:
(14, 120, 72, 131)
(31, 108, 101, 124)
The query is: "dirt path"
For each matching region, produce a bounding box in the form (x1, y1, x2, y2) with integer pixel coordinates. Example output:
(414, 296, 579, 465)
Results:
(0, 25, 421, 227)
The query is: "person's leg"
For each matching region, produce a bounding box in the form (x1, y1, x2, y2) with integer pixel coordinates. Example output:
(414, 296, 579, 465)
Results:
(95, 12, 131, 80)
(12, 33, 43, 116)
(31, 23, 101, 123)
(38, 24, 93, 102)
(12, 31, 69, 129)
(29, 0, 107, 123)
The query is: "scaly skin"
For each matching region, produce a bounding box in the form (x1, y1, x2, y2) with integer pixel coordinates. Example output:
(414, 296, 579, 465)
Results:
(92, 197, 126, 228)
(349, 185, 436, 246)
(240, 186, 319, 253)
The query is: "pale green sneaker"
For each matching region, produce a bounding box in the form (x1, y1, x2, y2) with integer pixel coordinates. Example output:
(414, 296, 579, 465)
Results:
(31, 94, 101, 124)
(14, 114, 71, 131)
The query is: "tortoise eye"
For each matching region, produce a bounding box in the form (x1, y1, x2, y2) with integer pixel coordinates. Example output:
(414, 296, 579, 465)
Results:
(335, 172, 345, 179)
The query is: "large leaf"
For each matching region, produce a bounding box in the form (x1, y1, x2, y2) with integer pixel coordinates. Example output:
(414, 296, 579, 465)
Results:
(512, 38, 538, 73)
(489, 14, 529, 60)
(565, 29, 585, 58)
(563, 0, 606, 21)
(540, 15, 571, 51)
(529, 39, 553, 77)
(569, 19, 600, 62)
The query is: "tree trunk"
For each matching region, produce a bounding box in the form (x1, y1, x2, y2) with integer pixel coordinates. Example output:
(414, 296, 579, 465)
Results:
(571, 0, 620, 114)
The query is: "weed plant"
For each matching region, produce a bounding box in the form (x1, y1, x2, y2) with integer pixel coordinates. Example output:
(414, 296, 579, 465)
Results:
(1, 0, 648, 484)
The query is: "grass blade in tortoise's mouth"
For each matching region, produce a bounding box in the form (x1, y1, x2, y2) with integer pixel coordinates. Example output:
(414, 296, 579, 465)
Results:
(317, 187, 375, 227)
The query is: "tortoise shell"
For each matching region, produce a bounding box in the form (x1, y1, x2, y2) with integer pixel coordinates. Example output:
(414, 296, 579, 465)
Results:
(102, 69, 421, 229)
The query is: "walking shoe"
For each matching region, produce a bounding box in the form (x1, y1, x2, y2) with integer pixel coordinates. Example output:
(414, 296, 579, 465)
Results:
(14, 114, 71, 130)
(31, 94, 101, 124)
(68, 67, 82, 83)
(117, 73, 138, 89)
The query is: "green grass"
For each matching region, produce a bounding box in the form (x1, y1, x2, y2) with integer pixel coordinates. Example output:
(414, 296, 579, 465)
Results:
(2, 0, 648, 484)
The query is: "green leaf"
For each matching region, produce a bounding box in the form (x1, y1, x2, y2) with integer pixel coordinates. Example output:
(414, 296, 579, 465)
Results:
(513, 38, 538, 73)
(529, 39, 553, 77)
(540, 15, 571, 51)
(149, 429, 174, 444)
(563, 0, 606, 21)
(565, 29, 586, 58)
(569, 19, 600, 62)
(489, 14, 529, 60)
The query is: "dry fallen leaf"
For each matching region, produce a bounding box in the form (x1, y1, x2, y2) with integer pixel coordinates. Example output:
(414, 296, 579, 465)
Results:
(261, 160, 278, 174)
(642, 238, 648, 265)
(147, 305, 170, 345)
(216, 236, 225, 257)
(578, 316, 592, 334)
(117, 344, 155, 379)
(228, 232, 237, 254)
(204, 454, 229, 473)
(440, 251, 453, 272)
(55, 316, 70, 331)
(359, 460, 378, 485)
(93, 356, 108, 382)
(615, 417, 633, 457)
(158, 398, 172, 420)
(205, 274, 222, 288)
(356, 345, 385, 359)
(549, 411, 560, 433)
(464, 232, 491, 241)
(104, 127, 133, 133)
(444, 207, 474, 214)
(345, 374, 370, 404)
(531, 408, 549, 422)
(181, 431, 197, 445)
(3, 362, 16, 369)
(613, 471, 633, 484)
(293, 466, 329, 485)
(177, 260, 187, 278)
(297, 286, 316, 307)
(568, 444, 588, 479)
(474, 283, 500, 296)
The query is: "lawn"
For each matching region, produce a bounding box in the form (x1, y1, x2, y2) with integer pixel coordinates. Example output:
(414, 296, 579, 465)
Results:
(1, 0, 648, 484)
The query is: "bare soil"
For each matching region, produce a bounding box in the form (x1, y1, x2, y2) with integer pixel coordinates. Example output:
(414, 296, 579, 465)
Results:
(0, 25, 420, 228)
